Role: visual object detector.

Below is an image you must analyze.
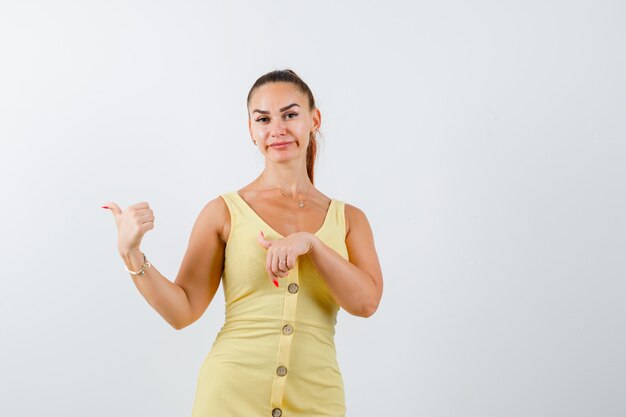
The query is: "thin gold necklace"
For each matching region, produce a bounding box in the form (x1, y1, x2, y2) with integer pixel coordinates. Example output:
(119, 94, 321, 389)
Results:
(260, 175, 313, 208)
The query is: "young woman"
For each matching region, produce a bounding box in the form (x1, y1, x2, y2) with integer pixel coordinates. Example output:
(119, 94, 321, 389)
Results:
(103, 69, 384, 417)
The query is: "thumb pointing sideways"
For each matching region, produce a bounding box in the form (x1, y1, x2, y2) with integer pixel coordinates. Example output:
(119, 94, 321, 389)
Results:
(257, 230, 272, 249)
(101, 202, 122, 218)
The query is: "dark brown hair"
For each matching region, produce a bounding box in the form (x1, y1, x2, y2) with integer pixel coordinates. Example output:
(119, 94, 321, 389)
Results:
(247, 69, 319, 184)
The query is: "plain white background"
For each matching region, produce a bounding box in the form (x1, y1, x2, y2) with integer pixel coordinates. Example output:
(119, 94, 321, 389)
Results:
(1, 0, 624, 416)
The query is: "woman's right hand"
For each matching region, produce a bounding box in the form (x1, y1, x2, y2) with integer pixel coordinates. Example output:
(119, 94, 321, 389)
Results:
(102, 201, 155, 254)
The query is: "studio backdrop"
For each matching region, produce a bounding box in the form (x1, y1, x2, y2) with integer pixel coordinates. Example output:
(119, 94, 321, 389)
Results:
(0, 1, 624, 416)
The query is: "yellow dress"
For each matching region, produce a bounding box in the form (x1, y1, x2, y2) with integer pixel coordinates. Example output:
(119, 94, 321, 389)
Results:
(190, 191, 348, 417)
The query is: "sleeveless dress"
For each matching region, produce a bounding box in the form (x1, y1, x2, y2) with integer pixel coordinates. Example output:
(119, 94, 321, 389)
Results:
(190, 191, 348, 417)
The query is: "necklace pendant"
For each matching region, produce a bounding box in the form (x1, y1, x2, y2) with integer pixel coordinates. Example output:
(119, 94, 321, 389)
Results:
(298, 200, 305, 208)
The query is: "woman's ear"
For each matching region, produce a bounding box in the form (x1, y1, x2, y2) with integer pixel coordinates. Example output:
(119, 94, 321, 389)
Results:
(311, 108, 322, 132)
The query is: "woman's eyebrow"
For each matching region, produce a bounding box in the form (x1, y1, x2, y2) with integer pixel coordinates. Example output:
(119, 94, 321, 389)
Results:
(252, 103, 300, 115)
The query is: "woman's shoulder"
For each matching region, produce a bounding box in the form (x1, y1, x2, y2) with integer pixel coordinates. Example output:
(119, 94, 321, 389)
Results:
(202, 191, 234, 210)
(197, 192, 233, 243)
(342, 200, 370, 237)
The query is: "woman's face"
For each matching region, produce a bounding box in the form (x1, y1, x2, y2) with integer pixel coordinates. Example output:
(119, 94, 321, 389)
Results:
(248, 82, 320, 163)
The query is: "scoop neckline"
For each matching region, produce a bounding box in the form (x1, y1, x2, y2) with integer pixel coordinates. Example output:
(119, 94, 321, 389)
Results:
(233, 191, 334, 238)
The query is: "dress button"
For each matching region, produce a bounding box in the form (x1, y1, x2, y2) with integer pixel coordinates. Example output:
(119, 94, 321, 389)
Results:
(288, 283, 299, 294)
(272, 408, 282, 417)
(276, 365, 288, 376)
(282, 324, 293, 335)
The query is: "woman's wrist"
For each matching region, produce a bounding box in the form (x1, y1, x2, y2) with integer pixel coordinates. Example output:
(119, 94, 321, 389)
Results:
(119, 248, 144, 270)
(306, 233, 322, 255)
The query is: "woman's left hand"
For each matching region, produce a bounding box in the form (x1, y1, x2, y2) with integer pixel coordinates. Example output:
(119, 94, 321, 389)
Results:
(257, 230, 316, 286)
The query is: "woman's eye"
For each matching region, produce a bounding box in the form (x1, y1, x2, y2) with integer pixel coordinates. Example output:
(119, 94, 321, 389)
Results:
(256, 113, 296, 123)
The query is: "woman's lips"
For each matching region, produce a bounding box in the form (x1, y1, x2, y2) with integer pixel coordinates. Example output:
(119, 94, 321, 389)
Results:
(270, 141, 293, 149)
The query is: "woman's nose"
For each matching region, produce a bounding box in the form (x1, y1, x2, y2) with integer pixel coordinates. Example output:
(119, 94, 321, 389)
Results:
(269, 119, 287, 136)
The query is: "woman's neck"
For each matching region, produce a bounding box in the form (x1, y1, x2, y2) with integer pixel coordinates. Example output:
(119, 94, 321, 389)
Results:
(259, 166, 312, 197)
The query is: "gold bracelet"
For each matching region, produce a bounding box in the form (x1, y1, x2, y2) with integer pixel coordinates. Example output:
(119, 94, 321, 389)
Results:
(125, 252, 152, 276)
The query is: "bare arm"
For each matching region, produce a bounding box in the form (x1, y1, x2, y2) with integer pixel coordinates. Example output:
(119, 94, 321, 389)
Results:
(122, 197, 227, 330)
(306, 203, 383, 318)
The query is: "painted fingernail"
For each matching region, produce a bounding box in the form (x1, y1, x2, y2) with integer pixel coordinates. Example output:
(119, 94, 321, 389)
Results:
(261, 230, 265, 238)
(273, 279, 278, 287)
(101, 205, 109, 209)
